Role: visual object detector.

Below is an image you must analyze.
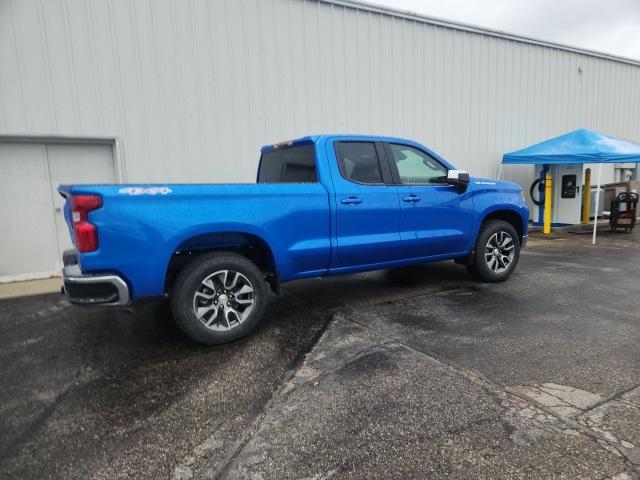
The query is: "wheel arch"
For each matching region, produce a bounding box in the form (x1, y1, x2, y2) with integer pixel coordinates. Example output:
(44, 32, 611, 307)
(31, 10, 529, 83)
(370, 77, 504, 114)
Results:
(480, 208, 525, 242)
(457, 208, 525, 267)
(164, 230, 278, 294)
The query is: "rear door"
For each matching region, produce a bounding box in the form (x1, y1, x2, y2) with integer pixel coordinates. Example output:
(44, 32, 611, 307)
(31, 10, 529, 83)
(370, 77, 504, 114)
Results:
(383, 142, 474, 258)
(328, 140, 401, 267)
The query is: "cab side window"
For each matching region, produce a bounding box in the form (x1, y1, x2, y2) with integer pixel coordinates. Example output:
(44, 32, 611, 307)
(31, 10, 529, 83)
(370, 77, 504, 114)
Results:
(388, 143, 447, 185)
(335, 142, 384, 185)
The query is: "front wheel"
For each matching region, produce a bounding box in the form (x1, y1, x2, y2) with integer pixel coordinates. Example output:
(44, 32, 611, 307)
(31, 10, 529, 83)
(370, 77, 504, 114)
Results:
(170, 252, 268, 345)
(466, 220, 520, 282)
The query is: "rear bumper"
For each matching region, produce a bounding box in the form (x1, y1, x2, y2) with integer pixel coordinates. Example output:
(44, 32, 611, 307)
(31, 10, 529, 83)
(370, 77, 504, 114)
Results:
(62, 251, 130, 306)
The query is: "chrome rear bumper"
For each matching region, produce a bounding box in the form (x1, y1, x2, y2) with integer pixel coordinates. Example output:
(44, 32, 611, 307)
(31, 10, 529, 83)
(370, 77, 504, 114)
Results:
(62, 251, 130, 306)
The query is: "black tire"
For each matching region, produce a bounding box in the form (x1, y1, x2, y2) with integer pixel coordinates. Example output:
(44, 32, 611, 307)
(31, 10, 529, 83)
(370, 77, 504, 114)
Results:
(170, 252, 268, 345)
(466, 220, 521, 282)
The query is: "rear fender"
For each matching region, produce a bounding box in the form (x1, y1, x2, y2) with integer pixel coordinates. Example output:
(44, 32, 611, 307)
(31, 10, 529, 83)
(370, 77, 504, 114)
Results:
(163, 224, 280, 291)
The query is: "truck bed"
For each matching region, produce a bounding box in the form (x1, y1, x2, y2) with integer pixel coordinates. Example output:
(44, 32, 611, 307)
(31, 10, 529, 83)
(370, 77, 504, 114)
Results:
(60, 182, 332, 297)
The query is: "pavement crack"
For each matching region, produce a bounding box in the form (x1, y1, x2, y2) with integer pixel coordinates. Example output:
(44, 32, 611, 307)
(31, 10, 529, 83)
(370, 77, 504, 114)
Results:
(504, 388, 639, 468)
(210, 372, 299, 480)
(211, 309, 336, 480)
(583, 383, 640, 414)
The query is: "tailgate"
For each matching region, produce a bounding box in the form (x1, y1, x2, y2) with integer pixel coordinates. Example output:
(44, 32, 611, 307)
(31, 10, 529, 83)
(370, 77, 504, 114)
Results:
(57, 185, 76, 246)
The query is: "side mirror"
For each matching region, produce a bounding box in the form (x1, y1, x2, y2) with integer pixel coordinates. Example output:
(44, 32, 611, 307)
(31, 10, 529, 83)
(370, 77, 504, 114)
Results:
(447, 170, 470, 189)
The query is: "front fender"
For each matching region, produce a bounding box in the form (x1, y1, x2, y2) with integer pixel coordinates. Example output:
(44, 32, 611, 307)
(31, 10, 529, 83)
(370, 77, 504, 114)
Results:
(469, 184, 529, 244)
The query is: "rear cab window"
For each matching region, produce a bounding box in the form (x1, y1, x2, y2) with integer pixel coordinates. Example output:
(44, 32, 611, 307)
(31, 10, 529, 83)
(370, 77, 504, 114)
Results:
(258, 144, 317, 183)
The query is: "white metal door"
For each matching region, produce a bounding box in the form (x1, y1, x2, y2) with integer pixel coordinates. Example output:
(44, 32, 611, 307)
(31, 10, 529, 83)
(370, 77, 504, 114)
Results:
(0, 143, 60, 280)
(46, 143, 116, 269)
(0, 141, 116, 282)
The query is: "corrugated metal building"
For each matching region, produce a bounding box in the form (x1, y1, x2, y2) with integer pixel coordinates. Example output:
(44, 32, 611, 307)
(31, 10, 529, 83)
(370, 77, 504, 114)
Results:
(1, 0, 640, 281)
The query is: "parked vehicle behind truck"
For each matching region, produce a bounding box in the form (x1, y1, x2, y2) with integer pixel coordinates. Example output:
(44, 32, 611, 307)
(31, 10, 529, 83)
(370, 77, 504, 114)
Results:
(60, 135, 528, 345)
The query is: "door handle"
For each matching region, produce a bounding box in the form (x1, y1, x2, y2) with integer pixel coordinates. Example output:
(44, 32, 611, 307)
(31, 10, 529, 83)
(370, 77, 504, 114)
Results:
(403, 194, 421, 203)
(341, 196, 363, 205)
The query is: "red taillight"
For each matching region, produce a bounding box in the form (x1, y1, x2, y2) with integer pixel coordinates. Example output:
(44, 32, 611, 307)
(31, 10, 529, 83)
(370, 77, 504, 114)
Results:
(72, 195, 102, 252)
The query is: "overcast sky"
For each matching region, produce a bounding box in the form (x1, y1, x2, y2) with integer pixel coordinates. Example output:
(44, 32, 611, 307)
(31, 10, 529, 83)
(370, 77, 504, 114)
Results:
(371, 0, 640, 61)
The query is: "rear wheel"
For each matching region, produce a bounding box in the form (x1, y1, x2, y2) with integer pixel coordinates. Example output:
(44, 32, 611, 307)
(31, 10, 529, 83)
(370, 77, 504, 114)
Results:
(170, 252, 268, 345)
(467, 220, 520, 282)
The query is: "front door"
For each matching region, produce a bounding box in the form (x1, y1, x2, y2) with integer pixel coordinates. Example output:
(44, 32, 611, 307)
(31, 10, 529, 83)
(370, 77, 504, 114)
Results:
(384, 142, 474, 258)
(330, 140, 401, 268)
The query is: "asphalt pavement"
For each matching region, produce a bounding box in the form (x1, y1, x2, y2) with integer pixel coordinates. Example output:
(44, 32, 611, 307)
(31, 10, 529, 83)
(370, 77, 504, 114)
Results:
(1, 229, 639, 479)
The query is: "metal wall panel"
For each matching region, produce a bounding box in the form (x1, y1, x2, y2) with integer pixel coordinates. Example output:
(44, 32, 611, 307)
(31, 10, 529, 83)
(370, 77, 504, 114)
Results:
(1, 0, 639, 188)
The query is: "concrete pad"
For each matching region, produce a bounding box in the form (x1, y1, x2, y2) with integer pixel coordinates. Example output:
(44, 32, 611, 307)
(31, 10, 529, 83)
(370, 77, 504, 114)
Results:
(222, 319, 635, 480)
(507, 385, 583, 417)
(507, 383, 605, 417)
(538, 383, 604, 410)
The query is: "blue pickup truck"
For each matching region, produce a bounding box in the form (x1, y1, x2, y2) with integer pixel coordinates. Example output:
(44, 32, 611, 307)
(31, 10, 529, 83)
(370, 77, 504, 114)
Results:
(60, 135, 528, 344)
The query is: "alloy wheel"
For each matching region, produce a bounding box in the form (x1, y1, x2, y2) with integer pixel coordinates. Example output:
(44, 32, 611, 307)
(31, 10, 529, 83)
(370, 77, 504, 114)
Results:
(484, 231, 515, 274)
(192, 270, 255, 331)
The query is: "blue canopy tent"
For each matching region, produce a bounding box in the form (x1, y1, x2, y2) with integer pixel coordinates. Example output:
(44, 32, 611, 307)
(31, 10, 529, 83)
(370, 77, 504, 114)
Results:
(502, 129, 640, 165)
(502, 129, 640, 243)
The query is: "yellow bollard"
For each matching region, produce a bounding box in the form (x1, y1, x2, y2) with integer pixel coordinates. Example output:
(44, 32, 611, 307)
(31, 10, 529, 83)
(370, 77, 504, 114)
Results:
(582, 168, 591, 224)
(544, 173, 552, 234)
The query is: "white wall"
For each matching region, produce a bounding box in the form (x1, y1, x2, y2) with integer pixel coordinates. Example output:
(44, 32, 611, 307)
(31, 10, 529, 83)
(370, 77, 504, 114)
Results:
(1, 0, 639, 189)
